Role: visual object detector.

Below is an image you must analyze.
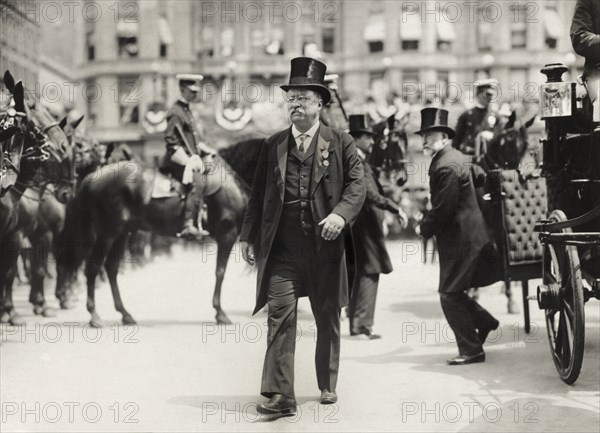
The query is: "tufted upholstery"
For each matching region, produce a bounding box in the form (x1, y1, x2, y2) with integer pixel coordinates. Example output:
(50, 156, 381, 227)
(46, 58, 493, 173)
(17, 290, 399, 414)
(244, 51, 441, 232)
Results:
(498, 170, 547, 265)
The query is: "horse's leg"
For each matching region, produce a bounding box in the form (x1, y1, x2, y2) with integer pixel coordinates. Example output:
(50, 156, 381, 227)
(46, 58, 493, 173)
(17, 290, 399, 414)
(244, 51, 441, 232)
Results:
(104, 233, 136, 325)
(506, 280, 519, 314)
(0, 232, 25, 325)
(85, 236, 116, 328)
(212, 230, 236, 325)
(29, 232, 55, 317)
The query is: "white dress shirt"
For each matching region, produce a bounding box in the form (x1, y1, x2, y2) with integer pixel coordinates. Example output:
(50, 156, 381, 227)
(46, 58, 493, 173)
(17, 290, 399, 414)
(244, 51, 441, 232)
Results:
(291, 121, 320, 151)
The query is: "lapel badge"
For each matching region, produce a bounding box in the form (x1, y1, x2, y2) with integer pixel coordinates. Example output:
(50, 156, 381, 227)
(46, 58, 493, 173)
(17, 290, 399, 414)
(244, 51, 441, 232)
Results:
(322, 150, 329, 159)
(323, 160, 329, 167)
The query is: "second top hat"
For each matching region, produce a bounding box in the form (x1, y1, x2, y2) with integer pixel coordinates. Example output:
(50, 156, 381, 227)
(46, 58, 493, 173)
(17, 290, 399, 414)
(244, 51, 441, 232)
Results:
(348, 114, 373, 136)
(280, 57, 331, 105)
(415, 107, 455, 139)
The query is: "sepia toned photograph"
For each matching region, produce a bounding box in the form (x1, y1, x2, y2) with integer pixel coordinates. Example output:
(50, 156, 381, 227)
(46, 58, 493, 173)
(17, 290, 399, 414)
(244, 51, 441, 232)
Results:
(1, 0, 599, 431)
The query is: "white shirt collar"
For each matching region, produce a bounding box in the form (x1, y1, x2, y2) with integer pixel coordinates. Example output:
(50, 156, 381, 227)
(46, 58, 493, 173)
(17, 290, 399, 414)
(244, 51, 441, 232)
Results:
(357, 148, 367, 160)
(291, 120, 320, 141)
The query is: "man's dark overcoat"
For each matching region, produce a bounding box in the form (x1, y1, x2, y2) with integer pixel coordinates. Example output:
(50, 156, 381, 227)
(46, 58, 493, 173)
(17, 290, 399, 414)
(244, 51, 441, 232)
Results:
(240, 125, 366, 314)
(352, 162, 396, 275)
(420, 145, 492, 293)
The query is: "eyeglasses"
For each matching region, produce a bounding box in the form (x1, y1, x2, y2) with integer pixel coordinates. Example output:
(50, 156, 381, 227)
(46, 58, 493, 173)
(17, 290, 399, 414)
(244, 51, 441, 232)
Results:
(283, 94, 315, 104)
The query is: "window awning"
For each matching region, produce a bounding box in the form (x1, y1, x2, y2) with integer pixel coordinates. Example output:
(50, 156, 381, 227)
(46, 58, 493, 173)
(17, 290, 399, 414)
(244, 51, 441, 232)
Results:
(436, 19, 456, 41)
(116, 21, 139, 38)
(158, 17, 173, 45)
(544, 9, 561, 40)
(363, 14, 385, 42)
(399, 13, 422, 40)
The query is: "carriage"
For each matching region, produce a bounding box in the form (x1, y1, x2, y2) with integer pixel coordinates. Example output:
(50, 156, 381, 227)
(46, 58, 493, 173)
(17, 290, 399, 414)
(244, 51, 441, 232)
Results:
(532, 63, 600, 384)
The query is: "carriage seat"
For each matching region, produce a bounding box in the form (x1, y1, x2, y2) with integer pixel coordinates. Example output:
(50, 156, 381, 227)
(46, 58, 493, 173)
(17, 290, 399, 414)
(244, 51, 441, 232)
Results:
(497, 169, 548, 265)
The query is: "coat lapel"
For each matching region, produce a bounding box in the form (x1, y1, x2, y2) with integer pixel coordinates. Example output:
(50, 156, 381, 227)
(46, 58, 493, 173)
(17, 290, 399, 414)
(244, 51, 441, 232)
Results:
(310, 125, 333, 196)
(275, 128, 291, 200)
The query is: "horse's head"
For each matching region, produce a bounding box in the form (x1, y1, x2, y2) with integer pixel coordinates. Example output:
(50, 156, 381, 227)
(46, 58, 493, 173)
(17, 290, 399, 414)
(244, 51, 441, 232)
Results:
(1, 78, 35, 195)
(4, 71, 75, 203)
(369, 112, 409, 186)
(486, 110, 536, 170)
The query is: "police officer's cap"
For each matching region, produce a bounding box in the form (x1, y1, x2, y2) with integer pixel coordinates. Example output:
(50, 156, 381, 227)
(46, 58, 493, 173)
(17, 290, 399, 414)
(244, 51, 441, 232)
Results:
(177, 74, 203, 92)
(475, 78, 499, 94)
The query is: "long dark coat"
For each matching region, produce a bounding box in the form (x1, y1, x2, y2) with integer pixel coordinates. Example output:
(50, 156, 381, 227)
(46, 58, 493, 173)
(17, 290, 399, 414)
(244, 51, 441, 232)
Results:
(420, 145, 491, 293)
(571, 0, 600, 78)
(352, 161, 396, 275)
(240, 125, 366, 314)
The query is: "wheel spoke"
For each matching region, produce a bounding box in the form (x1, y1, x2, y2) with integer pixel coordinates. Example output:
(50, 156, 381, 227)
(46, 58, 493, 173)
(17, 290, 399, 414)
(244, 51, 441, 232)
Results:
(562, 300, 574, 322)
(560, 311, 571, 368)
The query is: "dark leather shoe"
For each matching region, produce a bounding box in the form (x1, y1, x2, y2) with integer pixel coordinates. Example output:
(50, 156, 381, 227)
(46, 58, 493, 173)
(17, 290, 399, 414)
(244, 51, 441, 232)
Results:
(479, 319, 500, 344)
(352, 326, 381, 340)
(257, 394, 297, 416)
(447, 352, 486, 365)
(320, 389, 337, 404)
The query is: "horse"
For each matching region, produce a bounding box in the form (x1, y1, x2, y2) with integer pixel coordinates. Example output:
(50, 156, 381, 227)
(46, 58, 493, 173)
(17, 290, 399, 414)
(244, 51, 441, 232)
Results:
(0, 72, 75, 324)
(62, 138, 257, 327)
(18, 116, 88, 317)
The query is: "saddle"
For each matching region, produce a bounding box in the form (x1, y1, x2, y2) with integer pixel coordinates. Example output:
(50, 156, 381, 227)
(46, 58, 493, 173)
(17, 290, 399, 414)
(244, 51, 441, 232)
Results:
(151, 155, 223, 200)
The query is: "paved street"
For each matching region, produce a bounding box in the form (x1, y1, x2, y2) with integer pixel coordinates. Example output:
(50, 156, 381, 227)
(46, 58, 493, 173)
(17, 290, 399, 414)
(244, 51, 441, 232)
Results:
(1, 239, 599, 432)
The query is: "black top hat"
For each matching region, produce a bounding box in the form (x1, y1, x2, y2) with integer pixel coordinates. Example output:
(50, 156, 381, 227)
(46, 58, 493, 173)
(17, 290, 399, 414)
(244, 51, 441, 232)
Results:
(280, 57, 331, 105)
(348, 114, 373, 136)
(415, 107, 455, 139)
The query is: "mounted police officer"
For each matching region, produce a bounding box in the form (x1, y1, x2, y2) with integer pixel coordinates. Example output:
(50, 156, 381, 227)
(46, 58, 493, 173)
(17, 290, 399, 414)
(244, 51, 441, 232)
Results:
(161, 74, 215, 239)
(452, 79, 499, 161)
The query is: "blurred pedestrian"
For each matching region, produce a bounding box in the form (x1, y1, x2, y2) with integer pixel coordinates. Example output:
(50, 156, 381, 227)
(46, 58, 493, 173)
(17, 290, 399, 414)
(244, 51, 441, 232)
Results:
(346, 114, 408, 340)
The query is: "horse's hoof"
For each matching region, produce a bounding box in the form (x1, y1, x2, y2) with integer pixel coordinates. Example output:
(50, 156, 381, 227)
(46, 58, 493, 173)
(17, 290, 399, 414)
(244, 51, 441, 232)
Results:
(507, 302, 520, 315)
(216, 314, 233, 325)
(0, 311, 10, 324)
(9, 313, 26, 326)
(59, 299, 75, 309)
(42, 307, 57, 318)
(33, 305, 44, 316)
(89, 319, 103, 328)
(122, 315, 137, 326)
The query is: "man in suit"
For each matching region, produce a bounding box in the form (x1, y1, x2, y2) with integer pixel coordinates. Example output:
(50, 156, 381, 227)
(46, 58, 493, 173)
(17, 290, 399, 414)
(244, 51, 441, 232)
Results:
(161, 74, 215, 239)
(240, 57, 366, 415)
(346, 114, 408, 340)
(452, 79, 499, 161)
(415, 107, 499, 365)
(571, 0, 600, 125)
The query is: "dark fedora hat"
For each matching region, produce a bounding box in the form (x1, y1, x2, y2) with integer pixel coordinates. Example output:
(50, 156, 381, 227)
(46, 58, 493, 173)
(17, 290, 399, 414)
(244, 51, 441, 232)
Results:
(415, 107, 455, 139)
(280, 57, 331, 105)
(348, 114, 373, 136)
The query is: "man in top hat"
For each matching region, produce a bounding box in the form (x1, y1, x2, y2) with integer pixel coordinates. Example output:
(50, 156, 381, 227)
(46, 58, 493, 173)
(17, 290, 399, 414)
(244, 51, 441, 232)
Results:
(240, 57, 366, 415)
(571, 0, 600, 125)
(346, 114, 408, 339)
(452, 79, 499, 160)
(415, 107, 499, 365)
(161, 74, 215, 239)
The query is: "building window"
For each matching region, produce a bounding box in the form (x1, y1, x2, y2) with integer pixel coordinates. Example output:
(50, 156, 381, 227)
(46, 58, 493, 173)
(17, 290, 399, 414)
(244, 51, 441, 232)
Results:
(160, 44, 168, 58)
(85, 19, 95, 61)
(399, 4, 422, 51)
(510, 5, 527, 49)
(477, 6, 492, 51)
(543, 3, 560, 50)
(158, 16, 173, 58)
(116, 76, 140, 126)
(436, 20, 455, 52)
(364, 13, 385, 53)
(322, 27, 335, 54)
(115, 0, 139, 58)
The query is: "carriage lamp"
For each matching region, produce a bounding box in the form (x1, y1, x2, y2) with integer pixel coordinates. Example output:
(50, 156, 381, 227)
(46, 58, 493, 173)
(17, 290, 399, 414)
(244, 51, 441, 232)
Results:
(540, 63, 576, 120)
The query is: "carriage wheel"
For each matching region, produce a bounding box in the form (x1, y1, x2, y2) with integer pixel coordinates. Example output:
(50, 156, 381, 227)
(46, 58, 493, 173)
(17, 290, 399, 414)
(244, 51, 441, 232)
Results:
(540, 210, 585, 385)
